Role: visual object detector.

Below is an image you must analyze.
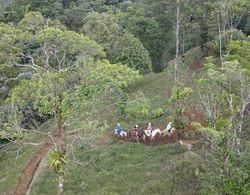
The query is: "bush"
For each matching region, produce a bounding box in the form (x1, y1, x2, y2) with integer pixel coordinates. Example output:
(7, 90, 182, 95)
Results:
(107, 32, 152, 74)
(125, 93, 151, 117)
(151, 108, 164, 118)
(0, 129, 26, 140)
(173, 118, 185, 130)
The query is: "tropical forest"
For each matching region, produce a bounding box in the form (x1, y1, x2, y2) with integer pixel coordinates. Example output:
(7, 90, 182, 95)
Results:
(0, 0, 250, 194)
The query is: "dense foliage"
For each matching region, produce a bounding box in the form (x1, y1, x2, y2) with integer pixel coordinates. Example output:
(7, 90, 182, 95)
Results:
(1, 0, 249, 72)
(0, 0, 250, 194)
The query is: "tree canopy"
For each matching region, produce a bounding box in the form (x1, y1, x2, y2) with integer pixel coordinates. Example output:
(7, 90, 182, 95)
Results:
(0, 1, 250, 194)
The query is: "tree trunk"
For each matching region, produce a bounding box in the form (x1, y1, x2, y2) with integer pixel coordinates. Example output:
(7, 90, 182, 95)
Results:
(55, 108, 62, 138)
(55, 107, 66, 147)
(55, 107, 66, 195)
(217, 8, 223, 63)
(175, 0, 180, 82)
(58, 172, 65, 195)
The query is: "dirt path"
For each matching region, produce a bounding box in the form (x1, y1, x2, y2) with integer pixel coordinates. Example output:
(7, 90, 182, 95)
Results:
(15, 143, 52, 195)
(25, 148, 50, 195)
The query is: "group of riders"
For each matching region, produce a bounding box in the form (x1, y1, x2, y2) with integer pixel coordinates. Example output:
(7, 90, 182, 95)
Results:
(114, 122, 175, 141)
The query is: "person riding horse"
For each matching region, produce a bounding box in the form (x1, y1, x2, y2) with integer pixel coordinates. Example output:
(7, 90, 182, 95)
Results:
(115, 123, 123, 135)
(146, 123, 154, 132)
(166, 122, 172, 133)
(132, 125, 139, 138)
(115, 123, 127, 137)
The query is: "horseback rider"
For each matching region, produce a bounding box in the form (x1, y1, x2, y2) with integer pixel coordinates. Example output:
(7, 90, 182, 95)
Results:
(146, 123, 155, 136)
(166, 122, 173, 134)
(115, 123, 124, 135)
(132, 125, 139, 138)
(146, 123, 153, 131)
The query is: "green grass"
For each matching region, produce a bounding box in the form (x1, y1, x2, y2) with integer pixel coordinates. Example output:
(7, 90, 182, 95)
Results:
(0, 143, 41, 194)
(0, 120, 55, 194)
(29, 165, 58, 195)
(30, 139, 201, 195)
(131, 71, 174, 109)
(0, 50, 205, 194)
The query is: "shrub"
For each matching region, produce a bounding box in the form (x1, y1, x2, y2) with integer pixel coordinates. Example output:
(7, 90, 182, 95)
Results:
(125, 93, 151, 118)
(152, 108, 164, 118)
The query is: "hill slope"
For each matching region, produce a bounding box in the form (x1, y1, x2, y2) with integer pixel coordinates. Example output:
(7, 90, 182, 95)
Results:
(28, 64, 204, 194)
(1, 53, 205, 194)
(30, 138, 201, 194)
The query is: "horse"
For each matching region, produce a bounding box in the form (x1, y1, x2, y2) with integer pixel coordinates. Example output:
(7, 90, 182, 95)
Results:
(129, 127, 146, 142)
(143, 128, 162, 141)
(169, 127, 175, 136)
(150, 128, 162, 141)
(162, 127, 175, 136)
(144, 129, 152, 137)
(115, 129, 127, 137)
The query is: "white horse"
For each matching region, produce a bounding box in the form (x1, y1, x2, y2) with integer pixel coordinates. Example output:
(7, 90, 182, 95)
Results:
(143, 128, 162, 141)
(151, 128, 162, 140)
(115, 129, 127, 137)
(144, 129, 152, 137)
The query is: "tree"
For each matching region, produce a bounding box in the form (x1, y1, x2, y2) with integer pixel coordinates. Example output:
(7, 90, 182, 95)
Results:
(2, 20, 140, 193)
(0, 23, 32, 105)
(199, 135, 250, 194)
(107, 32, 152, 74)
(124, 7, 164, 71)
(145, 0, 176, 70)
(196, 58, 250, 194)
(20, 11, 45, 33)
(82, 11, 152, 74)
(198, 58, 250, 132)
(61, 5, 89, 31)
(216, 0, 249, 61)
(170, 83, 193, 131)
(48, 149, 66, 195)
(63, 59, 141, 128)
(228, 36, 250, 70)
(81, 11, 122, 46)
(175, 0, 180, 81)
(197, 60, 250, 193)
(3, 25, 105, 141)
(197, 60, 223, 129)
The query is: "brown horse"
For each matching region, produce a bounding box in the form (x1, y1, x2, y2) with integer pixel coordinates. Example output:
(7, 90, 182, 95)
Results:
(129, 128, 145, 142)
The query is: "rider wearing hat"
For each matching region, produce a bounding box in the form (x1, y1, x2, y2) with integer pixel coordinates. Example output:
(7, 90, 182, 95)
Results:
(115, 123, 124, 135)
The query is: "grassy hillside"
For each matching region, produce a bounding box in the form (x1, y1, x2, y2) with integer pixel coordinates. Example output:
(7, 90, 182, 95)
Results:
(29, 137, 201, 195)
(0, 143, 40, 194)
(0, 49, 206, 194)
(27, 60, 204, 194)
(0, 121, 54, 194)
(0, 49, 208, 194)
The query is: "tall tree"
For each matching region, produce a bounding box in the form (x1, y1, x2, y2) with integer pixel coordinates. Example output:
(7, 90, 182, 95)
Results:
(82, 12, 152, 74)
(175, 0, 180, 81)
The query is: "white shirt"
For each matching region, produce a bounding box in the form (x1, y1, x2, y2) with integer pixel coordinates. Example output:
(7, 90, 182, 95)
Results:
(166, 123, 172, 130)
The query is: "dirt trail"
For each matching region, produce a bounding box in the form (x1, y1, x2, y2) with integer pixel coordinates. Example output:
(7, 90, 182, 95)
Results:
(26, 149, 50, 195)
(15, 143, 52, 195)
